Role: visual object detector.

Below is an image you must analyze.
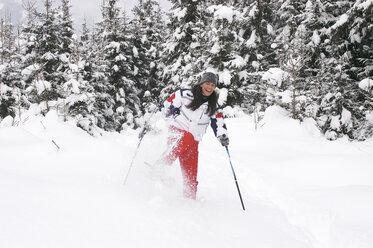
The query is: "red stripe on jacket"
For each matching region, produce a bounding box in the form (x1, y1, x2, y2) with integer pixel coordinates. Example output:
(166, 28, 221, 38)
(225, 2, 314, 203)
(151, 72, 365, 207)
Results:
(167, 93, 176, 104)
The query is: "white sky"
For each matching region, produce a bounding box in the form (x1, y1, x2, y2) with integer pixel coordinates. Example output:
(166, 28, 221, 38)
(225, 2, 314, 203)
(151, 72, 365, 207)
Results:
(1, 0, 172, 32)
(70, 0, 172, 32)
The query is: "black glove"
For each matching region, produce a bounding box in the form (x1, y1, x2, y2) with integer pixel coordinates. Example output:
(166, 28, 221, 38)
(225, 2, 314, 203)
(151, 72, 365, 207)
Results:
(218, 134, 229, 147)
(138, 125, 150, 139)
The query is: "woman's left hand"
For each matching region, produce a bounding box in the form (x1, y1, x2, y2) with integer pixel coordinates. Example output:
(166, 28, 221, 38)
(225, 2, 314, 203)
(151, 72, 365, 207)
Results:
(218, 134, 229, 147)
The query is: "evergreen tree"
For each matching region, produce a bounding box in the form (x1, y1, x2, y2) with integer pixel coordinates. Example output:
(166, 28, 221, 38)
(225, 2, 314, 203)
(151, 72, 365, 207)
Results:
(316, 0, 373, 140)
(33, 0, 63, 112)
(0, 14, 14, 64)
(56, 0, 77, 118)
(57, 0, 74, 55)
(130, 0, 166, 113)
(96, 0, 139, 131)
(237, 0, 278, 112)
(0, 14, 24, 121)
(76, 21, 107, 135)
(0, 0, 371, 141)
(161, 0, 206, 97)
(201, 3, 243, 107)
(20, 1, 45, 107)
(271, 0, 304, 119)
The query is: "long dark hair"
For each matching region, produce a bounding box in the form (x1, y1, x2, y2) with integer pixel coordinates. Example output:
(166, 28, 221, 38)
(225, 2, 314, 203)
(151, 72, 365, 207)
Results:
(187, 84, 218, 116)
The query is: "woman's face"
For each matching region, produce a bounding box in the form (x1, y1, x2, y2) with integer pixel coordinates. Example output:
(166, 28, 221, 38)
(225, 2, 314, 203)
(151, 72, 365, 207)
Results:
(200, 82, 216, 96)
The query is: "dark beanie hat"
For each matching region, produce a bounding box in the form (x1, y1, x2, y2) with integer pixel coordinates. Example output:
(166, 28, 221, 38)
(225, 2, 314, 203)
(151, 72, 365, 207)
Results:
(199, 72, 218, 85)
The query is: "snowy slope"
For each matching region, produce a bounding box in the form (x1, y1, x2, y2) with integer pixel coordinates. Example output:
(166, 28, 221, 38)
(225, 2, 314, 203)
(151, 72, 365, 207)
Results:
(0, 106, 372, 248)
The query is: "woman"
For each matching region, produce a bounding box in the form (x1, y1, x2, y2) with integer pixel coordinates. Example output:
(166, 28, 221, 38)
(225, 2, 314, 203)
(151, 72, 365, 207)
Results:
(144, 72, 229, 199)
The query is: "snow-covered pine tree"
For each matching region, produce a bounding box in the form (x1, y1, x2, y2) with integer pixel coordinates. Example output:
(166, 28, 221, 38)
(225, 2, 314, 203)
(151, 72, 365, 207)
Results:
(130, 0, 166, 114)
(79, 20, 94, 83)
(271, 1, 303, 119)
(56, 0, 74, 86)
(239, 0, 278, 71)
(78, 21, 110, 133)
(20, 1, 48, 109)
(236, 0, 278, 112)
(69, 21, 105, 135)
(64, 33, 100, 134)
(161, 0, 206, 97)
(202, 3, 244, 108)
(33, 0, 63, 113)
(57, 0, 74, 55)
(55, 0, 76, 119)
(79, 20, 106, 90)
(350, 0, 373, 139)
(96, 0, 140, 131)
(0, 13, 25, 122)
(0, 14, 14, 64)
(93, 0, 119, 131)
(293, 0, 335, 122)
(316, 0, 373, 140)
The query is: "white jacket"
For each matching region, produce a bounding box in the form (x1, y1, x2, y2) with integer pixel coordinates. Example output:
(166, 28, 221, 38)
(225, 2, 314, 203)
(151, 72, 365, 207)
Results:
(161, 89, 228, 142)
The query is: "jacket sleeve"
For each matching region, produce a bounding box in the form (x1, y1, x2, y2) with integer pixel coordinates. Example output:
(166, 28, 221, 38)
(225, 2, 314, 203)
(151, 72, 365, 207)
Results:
(160, 90, 182, 118)
(210, 106, 228, 138)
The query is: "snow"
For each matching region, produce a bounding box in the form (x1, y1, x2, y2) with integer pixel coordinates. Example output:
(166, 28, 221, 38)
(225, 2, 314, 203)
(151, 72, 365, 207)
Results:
(210, 42, 220, 54)
(190, 42, 200, 49)
(22, 64, 40, 78)
(350, 28, 362, 43)
(341, 108, 352, 126)
(359, 78, 372, 92)
(230, 55, 246, 68)
(208, 5, 240, 23)
(115, 54, 126, 62)
(262, 67, 288, 87)
(69, 63, 79, 72)
(42, 52, 57, 61)
(330, 14, 349, 31)
(330, 115, 341, 130)
(248, 4, 258, 18)
(355, 0, 373, 9)
(276, 90, 292, 104)
(144, 90, 151, 97)
(218, 69, 232, 86)
(172, 27, 185, 40)
(217, 87, 228, 106)
(107, 42, 120, 53)
(133, 47, 139, 58)
(251, 60, 260, 70)
(367, 111, 373, 123)
(174, 7, 187, 21)
(1, 107, 373, 248)
(306, 0, 313, 10)
(246, 29, 257, 48)
(35, 80, 51, 94)
(312, 30, 321, 46)
(116, 106, 125, 114)
(0, 115, 14, 127)
(64, 79, 80, 94)
(267, 24, 274, 35)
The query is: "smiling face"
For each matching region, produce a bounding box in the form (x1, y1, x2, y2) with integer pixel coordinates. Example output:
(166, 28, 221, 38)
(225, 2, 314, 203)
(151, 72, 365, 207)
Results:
(200, 82, 216, 96)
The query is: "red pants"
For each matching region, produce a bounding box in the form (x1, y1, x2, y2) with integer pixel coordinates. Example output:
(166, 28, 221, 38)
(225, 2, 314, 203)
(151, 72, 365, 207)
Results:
(163, 127, 199, 199)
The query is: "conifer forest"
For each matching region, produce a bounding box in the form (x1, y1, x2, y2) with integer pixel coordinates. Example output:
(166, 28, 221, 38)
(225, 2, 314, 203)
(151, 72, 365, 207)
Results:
(0, 0, 372, 140)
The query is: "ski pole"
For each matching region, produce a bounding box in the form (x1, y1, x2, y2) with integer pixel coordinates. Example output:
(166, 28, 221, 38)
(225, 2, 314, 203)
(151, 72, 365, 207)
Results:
(123, 101, 163, 185)
(123, 94, 171, 185)
(225, 146, 245, 211)
(123, 135, 144, 185)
